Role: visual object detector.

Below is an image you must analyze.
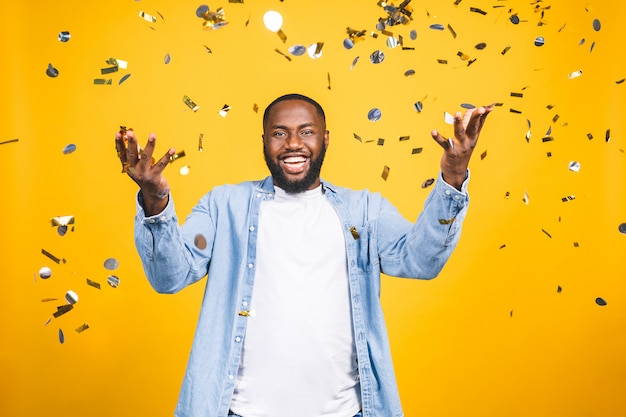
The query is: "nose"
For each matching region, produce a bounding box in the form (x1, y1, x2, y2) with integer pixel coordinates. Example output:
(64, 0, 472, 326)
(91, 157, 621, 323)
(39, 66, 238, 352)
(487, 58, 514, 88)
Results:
(284, 132, 303, 149)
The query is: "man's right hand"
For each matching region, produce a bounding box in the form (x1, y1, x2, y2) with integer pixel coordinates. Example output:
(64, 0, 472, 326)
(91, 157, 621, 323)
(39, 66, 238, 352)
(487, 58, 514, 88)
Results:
(115, 128, 176, 216)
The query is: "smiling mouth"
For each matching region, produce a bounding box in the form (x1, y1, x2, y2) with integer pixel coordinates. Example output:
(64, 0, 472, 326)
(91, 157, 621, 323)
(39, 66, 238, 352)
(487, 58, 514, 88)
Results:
(280, 155, 309, 174)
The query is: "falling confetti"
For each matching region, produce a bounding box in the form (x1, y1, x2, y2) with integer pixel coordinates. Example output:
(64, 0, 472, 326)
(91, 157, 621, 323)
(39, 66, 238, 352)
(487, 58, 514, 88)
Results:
(595, 297, 607, 306)
(58, 31, 71, 42)
(368, 108, 382, 122)
(103, 258, 119, 270)
(46, 63, 59, 78)
(39, 267, 52, 279)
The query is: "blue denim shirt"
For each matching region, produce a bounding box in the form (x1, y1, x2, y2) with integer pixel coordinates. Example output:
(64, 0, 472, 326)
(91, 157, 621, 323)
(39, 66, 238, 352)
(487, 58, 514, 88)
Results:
(134, 172, 469, 417)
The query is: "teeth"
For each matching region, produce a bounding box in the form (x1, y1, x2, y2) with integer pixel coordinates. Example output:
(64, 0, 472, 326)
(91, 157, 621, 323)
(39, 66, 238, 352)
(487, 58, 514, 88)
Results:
(284, 156, 306, 164)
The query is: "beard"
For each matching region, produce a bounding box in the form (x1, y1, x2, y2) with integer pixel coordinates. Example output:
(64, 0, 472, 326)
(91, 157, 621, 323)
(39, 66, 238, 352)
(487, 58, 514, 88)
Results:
(263, 144, 327, 194)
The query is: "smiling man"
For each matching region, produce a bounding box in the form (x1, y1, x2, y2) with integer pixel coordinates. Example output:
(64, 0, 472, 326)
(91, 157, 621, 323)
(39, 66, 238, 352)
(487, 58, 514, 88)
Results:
(115, 93, 491, 417)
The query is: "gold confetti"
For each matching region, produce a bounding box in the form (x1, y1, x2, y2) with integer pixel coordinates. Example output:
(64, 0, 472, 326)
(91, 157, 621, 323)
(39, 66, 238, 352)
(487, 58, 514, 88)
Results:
(0, 138, 19, 146)
(561, 195, 576, 202)
(381, 165, 390, 181)
(447, 24, 457, 38)
(412, 148, 423, 154)
(183, 96, 200, 112)
(139, 11, 157, 23)
(274, 49, 292, 61)
(169, 150, 186, 163)
(42, 249, 63, 264)
(480, 150, 487, 160)
(53, 304, 74, 318)
(438, 218, 456, 225)
(75, 323, 90, 333)
(541, 229, 552, 238)
(349, 226, 360, 240)
(86, 278, 101, 289)
(198, 133, 204, 152)
(568, 69, 583, 79)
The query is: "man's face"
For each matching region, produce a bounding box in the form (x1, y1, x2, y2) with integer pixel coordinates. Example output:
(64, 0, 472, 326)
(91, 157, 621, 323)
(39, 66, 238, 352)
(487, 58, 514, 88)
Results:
(263, 99, 329, 194)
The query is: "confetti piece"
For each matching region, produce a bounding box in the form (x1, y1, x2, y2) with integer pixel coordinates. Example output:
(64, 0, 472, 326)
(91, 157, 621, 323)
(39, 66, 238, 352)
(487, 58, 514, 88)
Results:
(180, 166, 191, 176)
(377, 138, 385, 146)
(53, 304, 73, 318)
(119, 74, 131, 85)
(139, 11, 157, 23)
(76, 323, 90, 333)
(437, 59, 448, 64)
(349, 226, 360, 240)
(169, 150, 186, 163)
(475, 42, 486, 50)
(605, 129, 611, 143)
(414, 101, 423, 113)
(480, 150, 487, 160)
(438, 218, 456, 225)
(568, 69, 583, 79)
(592, 18, 601, 31)
(288, 45, 306, 56)
(429, 23, 445, 31)
(368, 108, 382, 122)
(308, 43, 323, 59)
(616, 78, 625, 84)
(65, 290, 78, 305)
(470, 7, 487, 15)
(39, 267, 52, 279)
(353, 133, 362, 142)
(573, 242, 579, 247)
(411, 148, 423, 154)
(404, 69, 415, 77)
(58, 31, 70, 42)
(94, 79, 112, 85)
(618, 223, 626, 234)
(350, 56, 360, 71)
(0, 138, 19, 145)
(568, 161, 581, 172)
(198, 133, 204, 151)
(183, 95, 200, 112)
(421, 178, 434, 188)
(218, 104, 231, 118)
(42, 249, 63, 264)
(510, 14, 520, 24)
(534, 36, 545, 47)
(499, 244, 506, 249)
(59, 329, 65, 344)
(107, 275, 120, 288)
(101, 66, 118, 75)
(103, 258, 119, 270)
(595, 297, 607, 306)
(274, 49, 291, 61)
(370, 50, 385, 64)
(164, 53, 171, 64)
(541, 229, 552, 238)
(444, 112, 455, 124)
(62, 144, 76, 154)
(447, 24, 457, 38)
(501, 45, 511, 55)
(46, 63, 59, 78)
(410, 30, 417, 40)
(194, 234, 207, 250)
(557, 286, 562, 293)
(523, 191, 530, 205)
(561, 195, 576, 202)
(86, 278, 101, 289)
(381, 165, 390, 181)
(587, 133, 593, 140)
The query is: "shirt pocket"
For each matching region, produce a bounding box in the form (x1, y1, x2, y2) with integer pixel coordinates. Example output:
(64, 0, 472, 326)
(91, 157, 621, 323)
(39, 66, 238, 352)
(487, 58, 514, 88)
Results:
(349, 222, 378, 273)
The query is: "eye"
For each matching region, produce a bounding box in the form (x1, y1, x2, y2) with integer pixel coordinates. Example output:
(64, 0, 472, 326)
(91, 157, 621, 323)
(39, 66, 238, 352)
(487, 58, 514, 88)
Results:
(272, 130, 287, 138)
(301, 129, 314, 135)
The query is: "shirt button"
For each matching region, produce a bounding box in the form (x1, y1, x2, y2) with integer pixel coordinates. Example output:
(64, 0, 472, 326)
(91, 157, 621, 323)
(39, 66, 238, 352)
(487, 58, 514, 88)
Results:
(228, 375, 234, 380)
(248, 263, 254, 269)
(454, 196, 460, 200)
(235, 336, 242, 342)
(242, 301, 248, 307)
(445, 190, 451, 196)
(159, 216, 166, 222)
(249, 226, 255, 232)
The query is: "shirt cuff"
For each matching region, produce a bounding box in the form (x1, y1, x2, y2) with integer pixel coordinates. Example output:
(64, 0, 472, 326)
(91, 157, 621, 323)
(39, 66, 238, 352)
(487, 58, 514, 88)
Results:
(136, 190, 175, 224)
(439, 170, 470, 196)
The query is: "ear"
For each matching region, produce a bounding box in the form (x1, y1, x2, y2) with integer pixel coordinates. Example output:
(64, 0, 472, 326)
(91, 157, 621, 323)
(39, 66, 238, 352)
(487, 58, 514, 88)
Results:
(324, 130, 330, 148)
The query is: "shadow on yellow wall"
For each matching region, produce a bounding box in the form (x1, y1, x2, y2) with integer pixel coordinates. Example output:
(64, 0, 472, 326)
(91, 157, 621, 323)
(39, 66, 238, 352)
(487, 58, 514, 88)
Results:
(1, 1, 625, 416)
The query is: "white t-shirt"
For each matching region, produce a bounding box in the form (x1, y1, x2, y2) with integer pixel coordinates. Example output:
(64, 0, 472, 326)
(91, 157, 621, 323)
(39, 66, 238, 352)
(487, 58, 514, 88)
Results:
(230, 185, 361, 417)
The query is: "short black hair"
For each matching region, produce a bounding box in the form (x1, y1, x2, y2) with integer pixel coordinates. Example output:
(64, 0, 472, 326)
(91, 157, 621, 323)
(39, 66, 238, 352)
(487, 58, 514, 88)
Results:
(262, 93, 326, 128)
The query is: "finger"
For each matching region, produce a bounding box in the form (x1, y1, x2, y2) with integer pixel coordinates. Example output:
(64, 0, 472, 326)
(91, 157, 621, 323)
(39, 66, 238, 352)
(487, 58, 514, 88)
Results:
(465, 107, 487, 139)
(138, 133, 157, 163)
(115, 131, 128, 164)
(454, 110, 474, 141)
(431, 129, 452, 150)
(125, 130, 140, 165)
(152, 148, 177, 175)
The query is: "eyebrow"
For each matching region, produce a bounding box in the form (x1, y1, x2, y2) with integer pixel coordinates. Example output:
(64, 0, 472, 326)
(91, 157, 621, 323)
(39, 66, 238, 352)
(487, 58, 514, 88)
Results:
(269, 122, 316, 130)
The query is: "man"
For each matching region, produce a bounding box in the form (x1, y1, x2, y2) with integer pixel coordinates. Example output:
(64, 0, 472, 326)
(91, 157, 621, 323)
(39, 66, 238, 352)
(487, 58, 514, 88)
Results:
(115, 93, 492, 417)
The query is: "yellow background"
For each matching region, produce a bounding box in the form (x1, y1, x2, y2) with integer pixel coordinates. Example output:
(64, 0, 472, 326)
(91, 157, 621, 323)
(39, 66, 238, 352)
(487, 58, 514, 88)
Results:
(1, 0, 625, 416)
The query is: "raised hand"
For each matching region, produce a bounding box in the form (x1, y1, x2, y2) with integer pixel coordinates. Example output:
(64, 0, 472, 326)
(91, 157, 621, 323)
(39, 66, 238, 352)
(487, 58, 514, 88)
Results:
(431, 106, 492, 190)
(115, 127, 176, 215)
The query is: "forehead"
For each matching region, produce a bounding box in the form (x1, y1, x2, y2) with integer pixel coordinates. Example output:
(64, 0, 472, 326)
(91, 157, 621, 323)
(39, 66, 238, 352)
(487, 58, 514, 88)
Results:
(265, 99, 322, 125)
